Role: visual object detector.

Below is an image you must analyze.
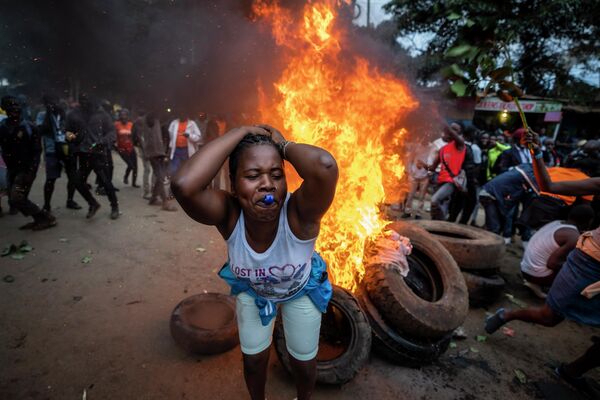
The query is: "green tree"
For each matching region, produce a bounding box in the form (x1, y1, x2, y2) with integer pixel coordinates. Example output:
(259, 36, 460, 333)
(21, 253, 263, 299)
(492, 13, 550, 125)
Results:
(384, 0, 600, 100)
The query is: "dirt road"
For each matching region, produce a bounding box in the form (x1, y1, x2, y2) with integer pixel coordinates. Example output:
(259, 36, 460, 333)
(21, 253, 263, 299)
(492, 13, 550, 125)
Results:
(1, 156, 598, 399)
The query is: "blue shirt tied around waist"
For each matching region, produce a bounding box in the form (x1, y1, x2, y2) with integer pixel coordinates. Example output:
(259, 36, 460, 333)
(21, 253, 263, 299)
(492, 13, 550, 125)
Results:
(219, 252, 332, 326)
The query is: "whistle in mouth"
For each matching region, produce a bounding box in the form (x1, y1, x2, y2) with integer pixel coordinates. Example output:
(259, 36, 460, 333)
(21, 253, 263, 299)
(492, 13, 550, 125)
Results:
(263, 194, 274, 205)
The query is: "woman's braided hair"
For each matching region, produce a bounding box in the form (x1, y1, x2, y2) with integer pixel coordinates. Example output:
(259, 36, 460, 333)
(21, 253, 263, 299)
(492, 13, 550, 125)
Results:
(228, 133, 283, 181)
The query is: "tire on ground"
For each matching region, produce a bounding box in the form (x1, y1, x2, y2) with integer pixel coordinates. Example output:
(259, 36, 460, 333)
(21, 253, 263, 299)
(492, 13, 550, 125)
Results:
(364, 221, 468, 339)
(462, 271, 506, 308)
(410, 220, 504, 271)
(274, 285, 371, 385)
(170, 293, 239, 355)
(356, 286, 451, 367)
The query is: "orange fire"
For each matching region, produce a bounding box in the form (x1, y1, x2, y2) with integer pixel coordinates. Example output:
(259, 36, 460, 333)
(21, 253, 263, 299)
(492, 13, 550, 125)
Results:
(253, 0, 418, 289)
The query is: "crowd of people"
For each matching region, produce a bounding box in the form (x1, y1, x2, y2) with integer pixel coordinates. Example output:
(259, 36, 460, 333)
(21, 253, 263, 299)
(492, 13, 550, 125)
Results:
(0, 93, 232, 230)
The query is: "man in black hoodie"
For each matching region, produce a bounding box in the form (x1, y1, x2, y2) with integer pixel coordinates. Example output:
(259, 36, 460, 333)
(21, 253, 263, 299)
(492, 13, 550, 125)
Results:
(66, 94, 119, 219)
(0, 96, 56, 230)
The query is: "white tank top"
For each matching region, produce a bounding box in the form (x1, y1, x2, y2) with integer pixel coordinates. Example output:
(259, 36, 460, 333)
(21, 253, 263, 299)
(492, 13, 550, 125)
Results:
(226, 193, 316, 301)
(521, 220, 578, 277)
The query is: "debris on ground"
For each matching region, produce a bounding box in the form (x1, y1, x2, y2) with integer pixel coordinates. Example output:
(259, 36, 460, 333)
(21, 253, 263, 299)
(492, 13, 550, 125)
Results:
(505, 293, 528, 308)
(476, 335, 487, 343)
(2, 240, 34, 260)
(514, 368, 527, 384)
(470, 347, 479, 353)
(81, 256, 93, 264)
(449, 341, 458, 349)
(453, 326, 467, 340)
(502, 326, 515, 337)
(195, 247, 206, 253)
(3, 275, 15, 283)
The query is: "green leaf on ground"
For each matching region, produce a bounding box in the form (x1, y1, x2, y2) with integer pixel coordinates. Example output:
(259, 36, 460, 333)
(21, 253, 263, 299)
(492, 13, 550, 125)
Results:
(447, 12, 461, 20)
(11, 253, 25, 260)
(514, 369, 527, 384)
(449, 342, 457, 349)
(81, 256, 93, 264)
(19, 241, 33, 253)
(470, 347, 479, 353)
(476, 335, 487, 342)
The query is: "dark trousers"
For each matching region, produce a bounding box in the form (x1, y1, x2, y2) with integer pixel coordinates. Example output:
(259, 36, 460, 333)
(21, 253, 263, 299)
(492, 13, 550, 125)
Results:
(149, 157, 168, 202)
(480, 195, 505, 236)
(448, 180, 478, 224)
(118, 148, 138, 184)
(79, 153, 118, 207)
(96, 149, 114, 189)
(44, 150, 79, 208)
(7, 170, 42, 218)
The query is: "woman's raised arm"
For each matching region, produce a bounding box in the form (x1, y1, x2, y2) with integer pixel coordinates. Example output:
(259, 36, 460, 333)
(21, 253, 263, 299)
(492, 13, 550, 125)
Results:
(171, 125, 268, 226)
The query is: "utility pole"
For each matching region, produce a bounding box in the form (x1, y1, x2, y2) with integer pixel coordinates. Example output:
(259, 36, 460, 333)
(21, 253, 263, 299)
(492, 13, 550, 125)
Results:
(366, 0, 371, 28)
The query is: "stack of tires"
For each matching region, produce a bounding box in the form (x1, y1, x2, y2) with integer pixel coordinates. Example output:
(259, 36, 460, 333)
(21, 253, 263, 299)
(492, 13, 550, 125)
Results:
(359, 222, 469, 367)
(410, 220, 506, 308)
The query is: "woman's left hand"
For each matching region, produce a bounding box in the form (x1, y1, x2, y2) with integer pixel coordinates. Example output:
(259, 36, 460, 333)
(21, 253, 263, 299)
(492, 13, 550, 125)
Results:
(257, 124, 286, 144)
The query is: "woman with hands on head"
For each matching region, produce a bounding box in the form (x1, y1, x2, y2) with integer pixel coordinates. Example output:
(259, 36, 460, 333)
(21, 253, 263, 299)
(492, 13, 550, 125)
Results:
(171, 124, 338, 400)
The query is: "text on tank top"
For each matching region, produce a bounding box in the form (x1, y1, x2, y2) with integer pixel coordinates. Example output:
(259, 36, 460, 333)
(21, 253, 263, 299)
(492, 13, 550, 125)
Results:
(226, 193, 316, 301)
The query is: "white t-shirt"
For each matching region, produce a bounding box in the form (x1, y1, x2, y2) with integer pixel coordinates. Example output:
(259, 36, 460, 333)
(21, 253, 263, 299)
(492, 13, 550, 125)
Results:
(226, 193, 315, 301)
(521, 220, 578, 277)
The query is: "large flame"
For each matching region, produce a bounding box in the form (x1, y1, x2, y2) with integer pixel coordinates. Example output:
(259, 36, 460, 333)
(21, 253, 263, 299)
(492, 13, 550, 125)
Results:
(253, 0, 418, 289)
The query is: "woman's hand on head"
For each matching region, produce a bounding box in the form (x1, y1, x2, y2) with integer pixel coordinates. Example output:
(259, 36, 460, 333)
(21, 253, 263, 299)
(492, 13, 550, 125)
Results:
(256, 124, 286, 144)
(235, 125, 270, 137)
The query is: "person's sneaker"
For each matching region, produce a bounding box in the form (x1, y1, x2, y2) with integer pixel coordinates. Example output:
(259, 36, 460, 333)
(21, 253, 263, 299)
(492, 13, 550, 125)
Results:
(484, 308, 506, 334)
(523, 280, 548, 299)
(148, 197, 161, 206)
(143, 192, 152, 200)
(66, 200, 82, 210)
(86, 203, 101, 219)
(96, 186, 106, 196)
(414, 214, 423, 220)
(32, 215, 57, 231)
(161, 201, 178, 212)
(110, 206, 120, 220)
(401, 212, 412, 219)
(42, 205, 51, 213)
(123, 176, 129, 185)
(18, 221, 37, 230)
(132, 183, 140, 188)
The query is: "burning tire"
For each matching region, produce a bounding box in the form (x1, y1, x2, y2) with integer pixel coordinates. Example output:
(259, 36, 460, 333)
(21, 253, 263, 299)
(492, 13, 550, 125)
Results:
(273, 285, 371, 385)
(356, 286, 451, 367)
(462, 271, 506, 308)
(170, 293, 239, 355)
(364, 222, 468, 339)
(409, 220, 504, 272)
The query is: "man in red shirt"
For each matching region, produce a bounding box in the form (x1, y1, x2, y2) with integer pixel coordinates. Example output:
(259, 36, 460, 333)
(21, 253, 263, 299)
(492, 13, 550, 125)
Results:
(114, 109, 138, 187)
(427, 122, 466, 220)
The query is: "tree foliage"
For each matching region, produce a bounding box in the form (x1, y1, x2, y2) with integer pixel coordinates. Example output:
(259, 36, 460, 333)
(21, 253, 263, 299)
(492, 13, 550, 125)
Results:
(384, 0, 600, 101)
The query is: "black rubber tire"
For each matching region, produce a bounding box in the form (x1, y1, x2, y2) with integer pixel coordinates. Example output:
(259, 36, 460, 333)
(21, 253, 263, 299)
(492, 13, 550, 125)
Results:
(356, 286, 451, 367)
(462, 271, 506, 308)
(273, 285, 371, 385)
(410, 220, 505, 271)
(364, 221, 468, 339)
(170, 293, 239, 355)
